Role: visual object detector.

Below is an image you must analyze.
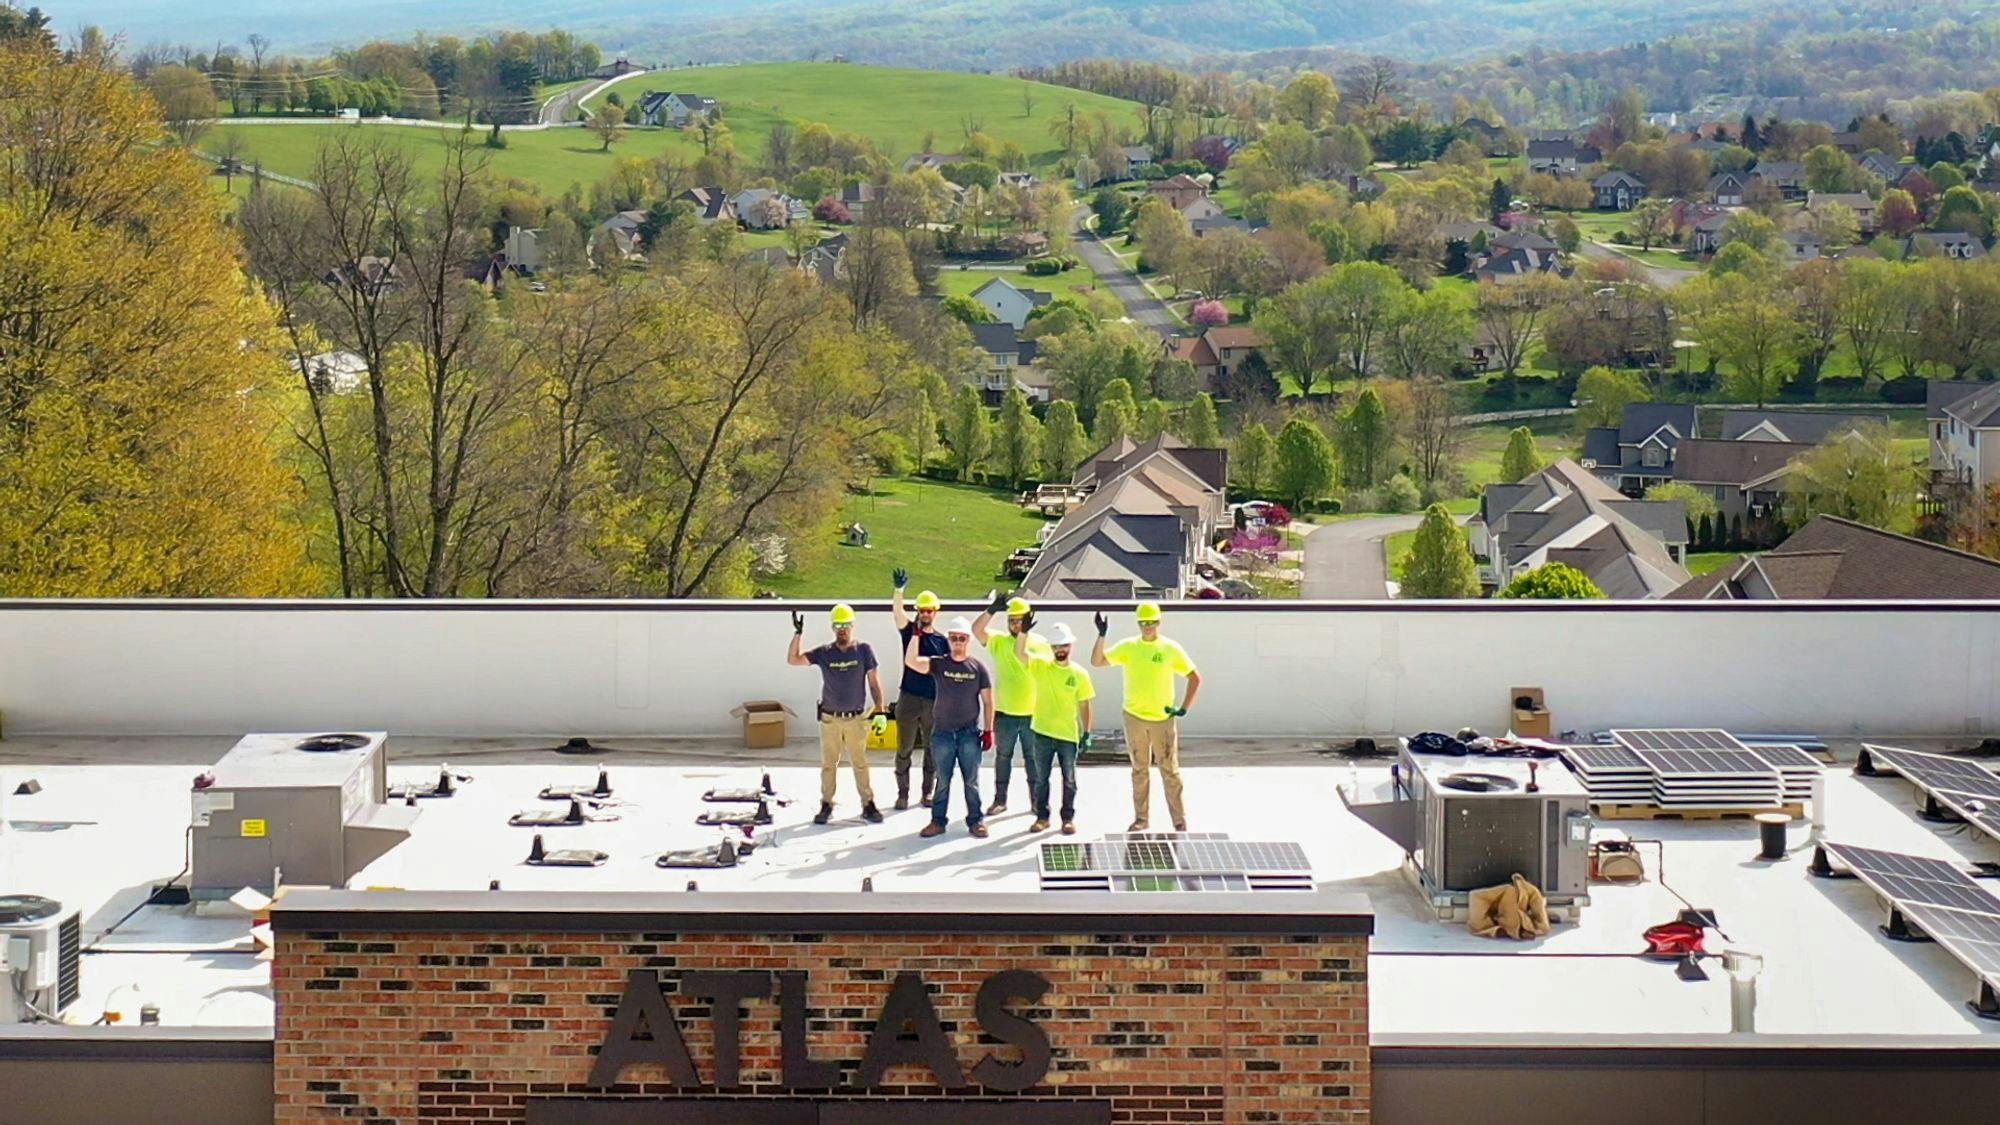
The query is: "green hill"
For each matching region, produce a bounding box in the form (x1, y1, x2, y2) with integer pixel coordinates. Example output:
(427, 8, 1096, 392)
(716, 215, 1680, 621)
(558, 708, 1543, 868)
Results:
(207, 63, 1146, 196)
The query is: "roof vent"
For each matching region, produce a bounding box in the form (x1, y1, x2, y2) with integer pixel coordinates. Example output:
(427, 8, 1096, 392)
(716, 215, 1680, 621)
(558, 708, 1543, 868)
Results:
(1440, 772, 1521, 793)
(295, 734, 371, 753)
(0, 894, 61, 925)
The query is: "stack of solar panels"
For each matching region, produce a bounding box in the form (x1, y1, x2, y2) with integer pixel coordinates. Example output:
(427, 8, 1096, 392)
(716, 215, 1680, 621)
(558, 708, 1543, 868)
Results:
(1038, 832, 1313, 893)
(1560, 745, 1653, 803)
(1748, 744, 1823, 805)
(1612, 729, 1784, 808)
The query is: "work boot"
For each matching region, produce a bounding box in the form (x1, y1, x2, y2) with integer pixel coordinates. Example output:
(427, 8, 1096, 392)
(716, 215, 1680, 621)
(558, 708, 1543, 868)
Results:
(895, 783, 910, 811)
(813, 802, 833, 825)
(862, 802, 883, 824)
(986, 799, 1008, 815)
(919, 823, 946, 838)
(970, 823, 989, 838)
(1030, 818, 1050, 833)
(1173, 820, 1188, 833)
(1061, 821, 1076, 835)
(1127, 820, 1148, 832)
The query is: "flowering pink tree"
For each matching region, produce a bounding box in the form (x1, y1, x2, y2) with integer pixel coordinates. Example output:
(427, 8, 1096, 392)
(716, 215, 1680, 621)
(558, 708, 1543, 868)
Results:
(1191, 135, 1233, 172)
(1190, 299, 1229, 327)
(1259, 502, 1292, 528)
(813, 197, 851, 223)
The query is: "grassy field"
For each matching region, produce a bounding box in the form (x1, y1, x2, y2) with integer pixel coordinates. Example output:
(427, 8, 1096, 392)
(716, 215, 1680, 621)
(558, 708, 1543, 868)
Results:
(936, 264, 1105, 303)
(207, 64, 1146, 197)
(1459, 416, 1579, 488)
(1684, 551, 1737, 577)
(759, 476, 1053, 598)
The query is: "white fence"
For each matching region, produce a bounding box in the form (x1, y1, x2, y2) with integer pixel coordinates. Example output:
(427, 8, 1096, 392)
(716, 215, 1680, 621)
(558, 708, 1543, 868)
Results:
(0, 600, 1993, 738)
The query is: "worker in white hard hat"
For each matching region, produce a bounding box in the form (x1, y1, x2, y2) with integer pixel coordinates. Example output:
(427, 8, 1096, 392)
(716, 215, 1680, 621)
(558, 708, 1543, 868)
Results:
(972, 589, 1050, 818)
(789, 604, 885, 825)
(890, 568, 949, 809)
(1016, 621, 1094, 835)
(1092, 602, 1200, 833)
(905, 615, 994, 838)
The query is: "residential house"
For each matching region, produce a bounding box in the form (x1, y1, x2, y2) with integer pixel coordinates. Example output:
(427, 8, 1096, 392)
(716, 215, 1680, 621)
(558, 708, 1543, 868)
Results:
(997, 170, 1039, 190)
(901, 153, 967, 174)
(594, 210, 648, 262)
(1669, 438, 1814, 520)
(969, 275, 1053, 330)
(1146, 173, 1209, 212)
(1905, 231, 1988, 260)
(1857, 151, 1903, 181)
(1021, 434, 1229, 601)
(730, 188, 808, 229)
(1177, 195, 1226, 222)
(1191, 214, 1259, 238)
(1000, 231, 1050, 258)
(1777, 229, 1822, 263)
(1526, 136, 1599, 175)
(677, 187, 737, 223)
(969, 322, 1045, 404)
(1580, 402, 1699, 495)
(1933, 380, 2000, 491)
(798, 232, 847, 285)
(1689, 211, 1732, 256)
(1750, 160, 1806, 198)
(1592, 170, 1647, 211)
(1121, 144, 1155, 170)
(322, 255, 399, 296)
(1471, 458, 1691, 598)
(1327, 168, 1384, 200)
(1707, 172, 1749, 207)
(1459, 117, 1514, 156)
(836, 181, 878, 221)
(740, 245, 793, 270)
(1830, 131, 1865, 154)
(1668, 199, 1728, 238)
(503, 226, 543, 273)
(1720, 409, 1888, 445)
(1472, 243, 1566, 283)
(1201, 324, 1269, 384)
(1807, 191, 1877, 234)
(1669, 515, 2000, 600)
(458, 253, 512, 294)
(1161, 333, 1220, 386)
(637, 91, 716, 127)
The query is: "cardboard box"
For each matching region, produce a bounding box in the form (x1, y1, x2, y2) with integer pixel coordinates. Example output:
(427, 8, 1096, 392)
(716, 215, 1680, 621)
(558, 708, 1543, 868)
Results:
(1511, 686, 1551, 739)
(732, 700, 795, 749)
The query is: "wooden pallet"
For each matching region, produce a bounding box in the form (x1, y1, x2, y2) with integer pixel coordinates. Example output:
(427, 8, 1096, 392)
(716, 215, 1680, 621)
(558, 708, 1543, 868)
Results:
(1593, 802, 1805, 821)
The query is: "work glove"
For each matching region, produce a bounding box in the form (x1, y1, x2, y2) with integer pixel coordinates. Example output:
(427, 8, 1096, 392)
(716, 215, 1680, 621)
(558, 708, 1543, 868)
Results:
(892, 567, 908, 590)
(1164, 704, 1187, 718)
(1080, 732, 1093, 750)
(790, 611, 804, 635)
(979, 729, 994, 752)
(985, 588, 1008, 615)
(1021, 610, 1037, 632)
(871, 713, 889, 736)
(1093, 612, 1108, 637)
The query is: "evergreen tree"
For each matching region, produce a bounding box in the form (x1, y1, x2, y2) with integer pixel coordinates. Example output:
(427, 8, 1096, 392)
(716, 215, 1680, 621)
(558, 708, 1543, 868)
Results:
(1040, 399, 1086, 479)
(1498, 426, 1542, 482)
(1489, 177, 1511, 220)
(1741, 113, 1761, 151)
(994, 388, 1041, 488)
(1402, 503, 1479, 598)
(944, 384, 992, 482)
(1234, 422, 1276, 493)
(1273, 416, 1338, 510)
(1697, 512, 1714, 550)
(1184, 393, 1221, 448)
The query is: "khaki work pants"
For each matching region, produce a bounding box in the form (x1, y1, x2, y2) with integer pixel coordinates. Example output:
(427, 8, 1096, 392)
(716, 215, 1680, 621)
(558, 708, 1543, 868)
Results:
(1124, 714, 1185, 827)
(819, 715, 875, 804)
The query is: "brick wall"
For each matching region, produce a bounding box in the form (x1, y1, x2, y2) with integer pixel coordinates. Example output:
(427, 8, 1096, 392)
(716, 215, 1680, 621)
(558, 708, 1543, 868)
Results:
(272, 929, 1368, 1124)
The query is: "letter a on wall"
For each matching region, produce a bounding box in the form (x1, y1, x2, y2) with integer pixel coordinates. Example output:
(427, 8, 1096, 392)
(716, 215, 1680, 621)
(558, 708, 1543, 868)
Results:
(587, 970, 700, 1088)
(856, 970, 967, 1089)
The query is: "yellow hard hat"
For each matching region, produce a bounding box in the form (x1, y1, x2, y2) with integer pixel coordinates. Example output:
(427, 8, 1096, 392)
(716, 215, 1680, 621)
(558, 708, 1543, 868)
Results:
(1006, 597, 1032, 617)
(830, 604, 856, 626)
(914, 590, 941, 611)
(1135, 602, 1162, 623)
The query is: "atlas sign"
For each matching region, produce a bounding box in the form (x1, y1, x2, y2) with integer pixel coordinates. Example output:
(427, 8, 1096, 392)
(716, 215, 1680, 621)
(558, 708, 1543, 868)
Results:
(587, 968, 1053, 1093)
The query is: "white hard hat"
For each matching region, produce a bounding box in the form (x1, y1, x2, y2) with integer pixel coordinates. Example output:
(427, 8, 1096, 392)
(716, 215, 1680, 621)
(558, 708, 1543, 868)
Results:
(944, 616, 974, 636)
(1047, 622, 1076, 646)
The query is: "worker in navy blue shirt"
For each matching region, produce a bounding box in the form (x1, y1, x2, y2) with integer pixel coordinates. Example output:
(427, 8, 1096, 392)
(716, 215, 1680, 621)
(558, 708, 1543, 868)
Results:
(905, 616, 995, 838)
(788, 604, 885, 826)
(890, 568, 950, 810)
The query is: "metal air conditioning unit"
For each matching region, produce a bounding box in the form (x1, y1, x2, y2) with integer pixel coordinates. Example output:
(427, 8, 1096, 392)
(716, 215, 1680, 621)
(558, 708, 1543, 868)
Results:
(0, 895, 81, 1023)
(1346, 741, 1593, 921)
(190, 732, 418, 900)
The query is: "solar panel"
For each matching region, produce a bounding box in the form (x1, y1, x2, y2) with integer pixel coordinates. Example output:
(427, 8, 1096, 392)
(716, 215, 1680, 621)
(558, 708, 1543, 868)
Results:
(1038, 834, 1313, 893)
(1634, 748, 1770, 775)
(1822, 843, 2000, 915)
(1901, 906, 2000, 978)
(1748, 744, 1823, 771)
(1864, 745, 2000, 802)
(1613, 728, 1750, 753)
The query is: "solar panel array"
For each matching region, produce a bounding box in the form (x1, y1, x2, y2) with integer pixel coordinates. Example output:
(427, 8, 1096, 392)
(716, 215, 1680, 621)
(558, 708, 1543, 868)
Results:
(1560, 730, 1821, 809)
(1821, 842, 2000, 997)
(1039, 833, 1313, 893)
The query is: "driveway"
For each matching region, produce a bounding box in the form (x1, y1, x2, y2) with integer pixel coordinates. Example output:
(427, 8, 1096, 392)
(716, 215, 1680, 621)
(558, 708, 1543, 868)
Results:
(540, 71, 648, 126)
(1070, 208, 1178, 337)
(1300, 514, 1425, 599)
(1579, 239, 1698, 289)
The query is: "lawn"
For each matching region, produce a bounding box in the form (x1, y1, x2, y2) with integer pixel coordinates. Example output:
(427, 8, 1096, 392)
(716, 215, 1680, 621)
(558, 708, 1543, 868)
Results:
(1383, 524, 1475, 585)
(1459, 416, 1580, 489)
(206, 63, 1148, 197)
(759, 476, 1054, 599)
(1684, 551, 1738, 577)
(936, 263, 1104, 303)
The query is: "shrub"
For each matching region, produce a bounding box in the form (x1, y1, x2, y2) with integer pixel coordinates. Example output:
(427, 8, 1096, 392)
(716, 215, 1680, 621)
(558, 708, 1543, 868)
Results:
(1190, 299, 1229, 326)
(1880, 376, 1929, 404)
(1260, 501, 1293, 528)
(1379, 473, 1422, 514)
(1817, 375, 1863, 396)
(1024, 257, 1063, 276)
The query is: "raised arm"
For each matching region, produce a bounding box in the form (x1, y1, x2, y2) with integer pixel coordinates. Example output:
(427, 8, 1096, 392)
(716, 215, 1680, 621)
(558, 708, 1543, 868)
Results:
(786, 612, 810, 665)
(1089, 612, 1110, 667)
(904, 630, 933, 676)
(971, 588, 1004, 643)
(891, 567, 910, 630)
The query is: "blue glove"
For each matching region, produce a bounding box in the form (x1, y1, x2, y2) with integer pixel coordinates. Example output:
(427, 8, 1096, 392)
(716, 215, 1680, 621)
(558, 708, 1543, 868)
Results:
(892, 567, 908, 590)
(1080, 732, 1093, 750)
(1164, 705, 1187, 718)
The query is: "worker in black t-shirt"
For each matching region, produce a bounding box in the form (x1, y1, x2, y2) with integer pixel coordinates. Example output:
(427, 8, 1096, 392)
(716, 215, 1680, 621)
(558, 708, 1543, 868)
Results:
(905, 616, 995, 839)
(789, 604, 885, 825)
(890, 568, 950, 809)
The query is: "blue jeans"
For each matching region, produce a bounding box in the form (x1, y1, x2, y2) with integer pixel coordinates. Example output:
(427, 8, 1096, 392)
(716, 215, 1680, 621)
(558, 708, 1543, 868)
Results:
(1029, 732, 1079, 822)
(929, 726, 984, 829)
(991, 712, 1039, 803)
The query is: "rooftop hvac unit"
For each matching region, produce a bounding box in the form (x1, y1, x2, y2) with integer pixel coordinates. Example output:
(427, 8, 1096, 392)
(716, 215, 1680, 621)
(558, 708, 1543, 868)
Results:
(1345, 741, 1593, 921)
(190, 732, 419, 899)
(0, 895, 81, 1023)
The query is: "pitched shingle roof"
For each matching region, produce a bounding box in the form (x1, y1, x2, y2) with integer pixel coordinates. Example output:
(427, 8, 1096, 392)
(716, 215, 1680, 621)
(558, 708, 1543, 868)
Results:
(1671, 438, 1813, 487)
(1669, 516, 2000, 599)
(1719, 409, 1888, 444)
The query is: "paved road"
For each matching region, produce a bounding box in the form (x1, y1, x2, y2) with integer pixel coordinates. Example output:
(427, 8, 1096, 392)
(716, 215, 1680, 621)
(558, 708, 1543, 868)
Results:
(1070, 208, 1178, 337)
(1300, 514, 1425, 599)
(540, 70, 651, 126)
(1580, 239, 1698, 289)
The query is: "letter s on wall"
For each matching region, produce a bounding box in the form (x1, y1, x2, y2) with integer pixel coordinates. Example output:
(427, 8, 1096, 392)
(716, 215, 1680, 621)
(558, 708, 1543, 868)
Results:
(970, 969, 1052, 1093)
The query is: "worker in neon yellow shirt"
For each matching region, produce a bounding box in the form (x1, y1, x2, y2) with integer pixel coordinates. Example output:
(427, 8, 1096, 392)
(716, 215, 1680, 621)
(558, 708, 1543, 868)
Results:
(1091, 602, 1201, 832)
(1015, 620, 1094, 835)
(972, 591, 1050, 816)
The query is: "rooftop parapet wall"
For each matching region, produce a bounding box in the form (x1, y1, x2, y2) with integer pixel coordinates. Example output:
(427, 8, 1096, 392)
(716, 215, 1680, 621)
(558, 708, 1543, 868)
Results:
(1, 599, 1995, 737)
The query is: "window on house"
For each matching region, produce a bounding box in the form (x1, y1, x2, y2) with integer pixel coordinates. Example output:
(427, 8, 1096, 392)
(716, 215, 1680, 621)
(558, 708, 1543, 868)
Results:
(1641, 445, 1665, 467)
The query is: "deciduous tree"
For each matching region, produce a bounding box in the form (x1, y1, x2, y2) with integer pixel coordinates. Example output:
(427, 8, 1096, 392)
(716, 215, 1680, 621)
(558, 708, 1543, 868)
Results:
(1497, 562, 1604, 599)
(1499, 426, 1542, 482)
(1402, 503, 1478, 597)
(1274, 416, 1338, 509)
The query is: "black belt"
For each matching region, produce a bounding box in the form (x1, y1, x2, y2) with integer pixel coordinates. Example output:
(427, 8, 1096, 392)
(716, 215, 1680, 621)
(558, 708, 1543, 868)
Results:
(821, 708, 866, 719)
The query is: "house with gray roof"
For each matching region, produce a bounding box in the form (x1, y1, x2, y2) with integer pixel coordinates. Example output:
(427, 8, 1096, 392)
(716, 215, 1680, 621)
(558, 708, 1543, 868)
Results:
(1471, 458, 1691, 598)
(1669, 438, 1814, 520)
(1905, 231, 1988, 260)
(1719, 409, 1888, 445)
(1669, 515, 2000, 600)
(968, 321, 1045, 404)
(1580, 403, 1699, 496)
(969, 275, 1052, 329)
(1019, 434, 1228, 600)
(1934, 380, 2000, 492)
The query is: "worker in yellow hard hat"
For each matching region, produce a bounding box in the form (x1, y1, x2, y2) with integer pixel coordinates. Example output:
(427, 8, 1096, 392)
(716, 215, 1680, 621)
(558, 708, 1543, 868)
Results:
(890, 568, 949, 810)
(1092, 602, 1200, 832)
(973, 590, 1050, 817)
(788, 603, 885, 825)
